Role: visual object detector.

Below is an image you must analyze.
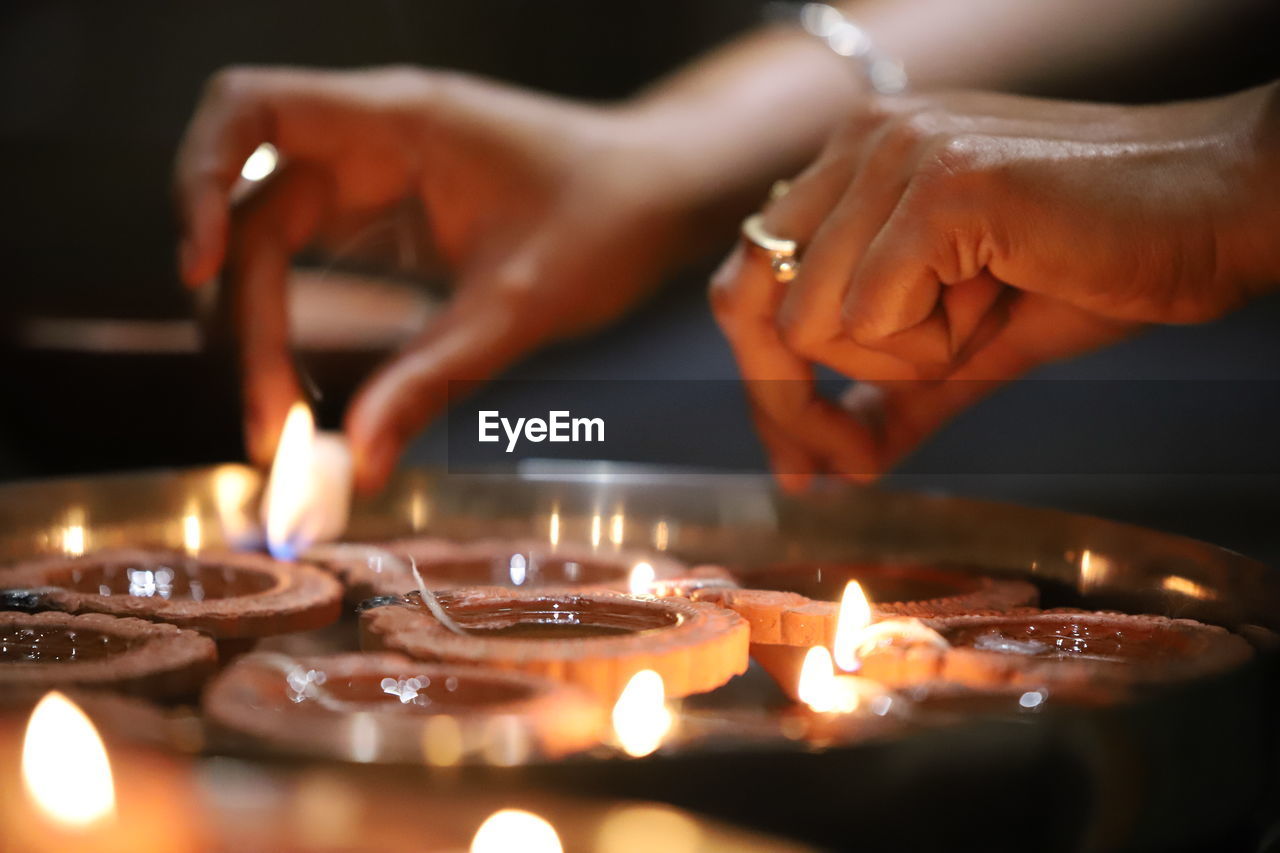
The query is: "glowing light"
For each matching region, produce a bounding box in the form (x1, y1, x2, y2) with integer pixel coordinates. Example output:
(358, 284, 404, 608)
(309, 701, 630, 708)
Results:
(590, 514, 602, 548)
(609, 512, 624, 547)
(1019, 690, 1046, 709)
(628, 562, 655, 596)
(23, 692, 115, 827)
(59, 506, 88, 556)
(471, 809, 562, 853)
(798, 646, 846, 713)
(1162, 575, 1216, 601)
(261, 402, 352, 560)
(1078, 549, 1113, 592)
(421, 715, 464, 767)
(548, 507, 561, 549)
(797, 646, 888, 714)
(832, 580, 872, 671)
(612, 670, 673, 758)
(409, 492, 429, 531)
(597, 804, 702, 853)
(240, 142, 278, 182)
(509, 554, 528, 586)
(182, 503, 203, 554)
(652, 520, 670, 552)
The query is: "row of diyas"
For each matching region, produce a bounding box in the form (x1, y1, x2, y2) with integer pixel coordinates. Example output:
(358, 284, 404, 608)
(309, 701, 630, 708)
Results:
(0, 401, 1260, 851)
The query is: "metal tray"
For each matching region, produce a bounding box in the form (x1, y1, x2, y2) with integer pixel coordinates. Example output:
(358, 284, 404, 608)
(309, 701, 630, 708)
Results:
(1, 464, 1276, 852)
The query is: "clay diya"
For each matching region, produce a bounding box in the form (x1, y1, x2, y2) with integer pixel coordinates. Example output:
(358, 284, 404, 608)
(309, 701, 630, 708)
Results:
(0, 611, 216, 701)
(360, 587, 749, 702)
(704, 561, 1039, 649)
(855, 609, 1253, 694)
(204, 652, 604, 761)
(0, 549, 343, 656)
(307, 537, 692, 603)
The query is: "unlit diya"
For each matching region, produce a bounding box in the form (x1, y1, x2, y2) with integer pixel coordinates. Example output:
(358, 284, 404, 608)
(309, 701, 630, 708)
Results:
(0, 549, 342, 652)
(858, 609, 1253, 693)
(700, 562, 1038, 648)
(0, 611, 216, 701)
(204, 652, 604, 761)
(308, 537, 690, 603)
(360, 587, 749, 701)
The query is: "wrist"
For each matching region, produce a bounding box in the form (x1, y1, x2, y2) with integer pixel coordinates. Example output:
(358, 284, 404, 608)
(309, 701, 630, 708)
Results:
(607, 27, 867, 261)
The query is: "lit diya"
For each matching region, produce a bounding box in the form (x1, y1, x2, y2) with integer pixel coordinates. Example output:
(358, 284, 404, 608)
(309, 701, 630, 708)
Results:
(856, 608, 1254, 694)
(360, 588, 749, 702)
(697, 561, 1038, 648)
(0, 611, 215, 702)
(0, 549, 342, 657)
(306, 537, 693, 604)
(204, 652, 604, 762)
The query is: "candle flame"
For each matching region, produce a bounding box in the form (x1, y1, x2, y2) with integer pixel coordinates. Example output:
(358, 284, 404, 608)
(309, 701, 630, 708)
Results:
(832, 580, 872, 671)
(798, 646, 848, 713)
(263, 403, 317, 559)
(471, 809, 562, 853)
(612, 670, 673, 758)
(261, 403, 352, 559)
(797, 646, 891, 714)
(628, 562, 656, 596)
(22, 692, 115, 827)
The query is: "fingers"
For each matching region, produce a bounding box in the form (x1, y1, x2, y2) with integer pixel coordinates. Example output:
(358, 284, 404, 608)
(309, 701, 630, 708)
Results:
(225, 163, 333, 465)
(848, 294, 1135, 474)
(177, 70, 280, 288)
(710, 243, 880, 485)
(343, 275, 547, 493)
(175, 66, 426, 288)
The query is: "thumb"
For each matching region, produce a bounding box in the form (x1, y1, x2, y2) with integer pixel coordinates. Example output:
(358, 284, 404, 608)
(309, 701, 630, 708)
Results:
(344, 282, 545, 493)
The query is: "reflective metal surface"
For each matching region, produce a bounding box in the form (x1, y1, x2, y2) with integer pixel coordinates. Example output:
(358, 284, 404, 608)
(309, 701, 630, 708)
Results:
(2, 463, 1274, 631)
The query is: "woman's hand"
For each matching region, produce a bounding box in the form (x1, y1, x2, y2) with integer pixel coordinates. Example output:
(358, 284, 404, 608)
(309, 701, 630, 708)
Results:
(712, 85, 1280, 490)
(176, 66, 702, 491)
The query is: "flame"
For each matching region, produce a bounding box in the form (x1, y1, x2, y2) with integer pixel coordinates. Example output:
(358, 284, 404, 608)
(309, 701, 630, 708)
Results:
(832, 580, 872, 671)
(22, 692, 115, 827)
(798, 646, 848, 713)
(612, 670, 673, 758)
(610, 512, 625, 547)
(628, 562, 656, 596)
(182, 501, 203, 554)
(471, 809, 562, 853)
(797, 646, 892, 714)
(261, 402, 351, 559)
(590, 514, 602, 548)
(59, 506, 88, 557)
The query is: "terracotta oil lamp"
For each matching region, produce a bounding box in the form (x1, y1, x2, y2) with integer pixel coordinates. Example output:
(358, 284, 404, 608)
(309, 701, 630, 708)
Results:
(204, 651, 604, 761)
(360, 587, 749, 702)
(0, 549, 342, 659)
(856, 608, 1254, 694)
(0, 611, 215, 702)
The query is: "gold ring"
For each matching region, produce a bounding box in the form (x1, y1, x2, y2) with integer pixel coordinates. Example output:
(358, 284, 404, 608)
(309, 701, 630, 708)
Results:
(741, 213, 799, 284)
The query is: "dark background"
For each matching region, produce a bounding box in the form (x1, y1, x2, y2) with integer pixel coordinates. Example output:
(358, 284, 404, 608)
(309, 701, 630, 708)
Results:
(1, 0, 1278, 564)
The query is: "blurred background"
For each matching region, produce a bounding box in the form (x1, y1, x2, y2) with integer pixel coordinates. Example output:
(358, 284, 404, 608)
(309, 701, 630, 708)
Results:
(1, 0, 1278, 562)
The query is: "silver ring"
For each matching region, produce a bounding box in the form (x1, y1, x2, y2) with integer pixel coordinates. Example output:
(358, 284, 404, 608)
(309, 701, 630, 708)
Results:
(741, 213, 799, 284)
